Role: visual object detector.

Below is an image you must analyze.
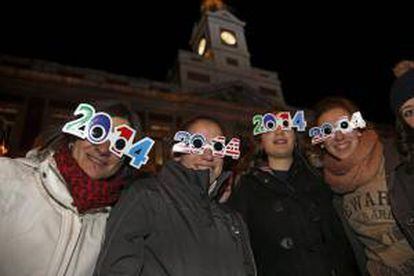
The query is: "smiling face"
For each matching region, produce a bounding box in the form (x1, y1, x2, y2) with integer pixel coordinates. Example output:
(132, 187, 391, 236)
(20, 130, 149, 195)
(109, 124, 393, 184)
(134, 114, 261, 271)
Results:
(260, 129, 295, 159)
(317, 108, 361, 160)
(401, 98, 414, 128)
(177, 119, 224, 185)
(71, 116, 129, 180)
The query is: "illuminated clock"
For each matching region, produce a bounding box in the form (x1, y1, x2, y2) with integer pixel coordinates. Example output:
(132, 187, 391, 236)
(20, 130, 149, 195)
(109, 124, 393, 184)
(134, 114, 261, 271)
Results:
(197, 38, 207, 56)
(220, 30, 237, 46)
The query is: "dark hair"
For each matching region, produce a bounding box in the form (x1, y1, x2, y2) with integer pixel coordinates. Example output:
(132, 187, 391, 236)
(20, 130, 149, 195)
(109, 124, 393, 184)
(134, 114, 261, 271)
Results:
(396, 114, 414, 173)
(248, 109, 307, 169)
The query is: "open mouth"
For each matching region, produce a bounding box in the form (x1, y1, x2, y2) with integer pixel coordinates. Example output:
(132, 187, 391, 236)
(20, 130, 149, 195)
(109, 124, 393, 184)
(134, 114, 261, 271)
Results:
(87, 154, 108, 167)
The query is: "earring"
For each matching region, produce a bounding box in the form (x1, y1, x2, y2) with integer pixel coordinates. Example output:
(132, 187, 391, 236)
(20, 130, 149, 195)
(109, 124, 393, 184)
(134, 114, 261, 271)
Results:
(68, 142, 74, 150)
(320, 144, 325, 149)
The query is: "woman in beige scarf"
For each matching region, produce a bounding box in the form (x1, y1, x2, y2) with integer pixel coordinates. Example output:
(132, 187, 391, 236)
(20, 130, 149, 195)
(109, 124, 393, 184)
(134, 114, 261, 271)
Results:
(313, 97, 414, 276)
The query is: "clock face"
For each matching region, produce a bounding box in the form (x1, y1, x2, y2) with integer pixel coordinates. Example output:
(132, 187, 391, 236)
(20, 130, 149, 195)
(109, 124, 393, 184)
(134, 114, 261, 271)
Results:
(197, 38, 207, 56)
(220, 30, 237, 46)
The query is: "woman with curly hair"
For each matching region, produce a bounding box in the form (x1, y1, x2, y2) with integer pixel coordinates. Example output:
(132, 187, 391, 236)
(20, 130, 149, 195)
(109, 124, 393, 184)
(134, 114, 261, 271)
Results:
(313, 96, 414, 275)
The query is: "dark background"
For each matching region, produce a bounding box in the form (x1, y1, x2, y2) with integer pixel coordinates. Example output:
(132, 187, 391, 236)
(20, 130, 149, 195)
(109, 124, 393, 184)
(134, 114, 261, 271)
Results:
(1, 1, 413, 124)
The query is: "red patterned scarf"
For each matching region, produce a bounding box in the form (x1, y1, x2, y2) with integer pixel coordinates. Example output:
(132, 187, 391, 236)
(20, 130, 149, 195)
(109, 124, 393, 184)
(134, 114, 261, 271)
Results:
(54, 145, 126, 213)
(323, 130, 383, 194)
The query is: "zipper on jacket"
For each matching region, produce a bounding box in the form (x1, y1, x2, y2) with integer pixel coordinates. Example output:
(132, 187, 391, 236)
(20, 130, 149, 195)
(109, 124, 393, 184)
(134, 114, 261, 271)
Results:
(62, 215, 84, 276)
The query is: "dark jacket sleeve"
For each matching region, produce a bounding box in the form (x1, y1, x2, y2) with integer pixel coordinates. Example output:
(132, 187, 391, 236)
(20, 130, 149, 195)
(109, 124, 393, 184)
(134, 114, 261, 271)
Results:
(227, 175, 251, 219)
(94, 184, 152, 276)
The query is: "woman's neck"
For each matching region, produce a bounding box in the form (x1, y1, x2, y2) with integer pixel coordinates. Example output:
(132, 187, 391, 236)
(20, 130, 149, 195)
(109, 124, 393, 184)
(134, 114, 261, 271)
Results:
(268, 156, 293, 172)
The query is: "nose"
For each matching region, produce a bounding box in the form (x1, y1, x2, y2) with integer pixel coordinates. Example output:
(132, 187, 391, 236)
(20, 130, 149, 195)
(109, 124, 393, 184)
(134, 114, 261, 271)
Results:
(334, 131, 345, 141)
(95, 140, 111, 156)
(274, 128, 285, 135)
(201, 148, 214, 161)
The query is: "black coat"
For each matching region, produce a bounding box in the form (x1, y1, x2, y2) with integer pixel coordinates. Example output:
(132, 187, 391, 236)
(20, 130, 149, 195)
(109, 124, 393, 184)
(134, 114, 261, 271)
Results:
(94, 160, 256, 276)
(392, 164, 414, 250)
(228, 154, 359, 276)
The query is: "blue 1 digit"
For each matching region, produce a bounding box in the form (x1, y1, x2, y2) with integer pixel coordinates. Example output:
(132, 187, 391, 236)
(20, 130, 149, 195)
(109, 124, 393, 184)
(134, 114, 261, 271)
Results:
(126, 137, 155, 169)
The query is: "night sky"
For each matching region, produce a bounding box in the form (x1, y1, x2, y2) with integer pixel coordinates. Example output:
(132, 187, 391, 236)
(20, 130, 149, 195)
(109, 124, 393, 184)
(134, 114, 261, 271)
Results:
(1, 1, 413, 124)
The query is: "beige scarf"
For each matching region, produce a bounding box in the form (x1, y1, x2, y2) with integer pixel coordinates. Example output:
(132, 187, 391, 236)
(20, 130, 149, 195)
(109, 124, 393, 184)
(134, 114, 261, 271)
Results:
(323, 130, 383, 194)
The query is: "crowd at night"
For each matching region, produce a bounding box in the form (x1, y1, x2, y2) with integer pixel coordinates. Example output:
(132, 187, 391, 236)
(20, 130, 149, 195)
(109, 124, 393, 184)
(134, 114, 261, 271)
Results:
(1, 1, 414, 275)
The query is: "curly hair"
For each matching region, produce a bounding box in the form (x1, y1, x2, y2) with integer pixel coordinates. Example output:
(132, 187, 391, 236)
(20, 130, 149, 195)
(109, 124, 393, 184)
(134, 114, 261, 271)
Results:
(396, 114, 414, 173)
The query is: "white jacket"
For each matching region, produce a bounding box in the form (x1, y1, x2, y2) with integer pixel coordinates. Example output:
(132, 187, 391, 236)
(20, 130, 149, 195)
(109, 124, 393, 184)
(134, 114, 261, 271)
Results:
(0, 151, 109, 276)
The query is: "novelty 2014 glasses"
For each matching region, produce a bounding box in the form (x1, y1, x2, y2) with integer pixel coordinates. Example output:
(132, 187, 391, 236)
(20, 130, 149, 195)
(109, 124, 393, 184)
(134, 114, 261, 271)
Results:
(252, 110, 367, 145)
(62, 103, 154, 170)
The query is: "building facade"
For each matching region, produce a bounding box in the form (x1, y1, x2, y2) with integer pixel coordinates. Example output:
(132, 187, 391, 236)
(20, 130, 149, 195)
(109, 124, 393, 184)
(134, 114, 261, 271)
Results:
(0, 2, 285, 172)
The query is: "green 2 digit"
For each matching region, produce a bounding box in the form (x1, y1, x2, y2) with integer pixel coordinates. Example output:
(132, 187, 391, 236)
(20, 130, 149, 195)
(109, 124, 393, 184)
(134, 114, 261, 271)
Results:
(62, 103, 95, 139)
(253, 115, 265, 136)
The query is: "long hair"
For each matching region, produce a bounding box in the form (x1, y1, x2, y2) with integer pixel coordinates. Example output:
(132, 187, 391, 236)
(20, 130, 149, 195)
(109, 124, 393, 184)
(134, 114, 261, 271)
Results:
(396, 114, 414, 173)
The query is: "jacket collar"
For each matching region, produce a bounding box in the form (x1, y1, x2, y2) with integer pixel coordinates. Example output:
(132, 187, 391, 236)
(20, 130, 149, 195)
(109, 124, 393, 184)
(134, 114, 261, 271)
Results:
(256, 150, 320, 179)
(21, 149, 79, 213)
(158, 160, 230, 201)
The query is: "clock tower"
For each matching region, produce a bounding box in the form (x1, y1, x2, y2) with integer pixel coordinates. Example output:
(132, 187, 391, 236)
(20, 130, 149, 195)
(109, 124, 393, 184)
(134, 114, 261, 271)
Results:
(171, 0, 285, 108)
(191, 0, 251, 70)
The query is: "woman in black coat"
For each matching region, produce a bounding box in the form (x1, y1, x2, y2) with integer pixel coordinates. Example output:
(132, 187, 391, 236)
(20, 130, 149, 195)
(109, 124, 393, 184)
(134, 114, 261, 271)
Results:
(228, 125, 358, 276)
